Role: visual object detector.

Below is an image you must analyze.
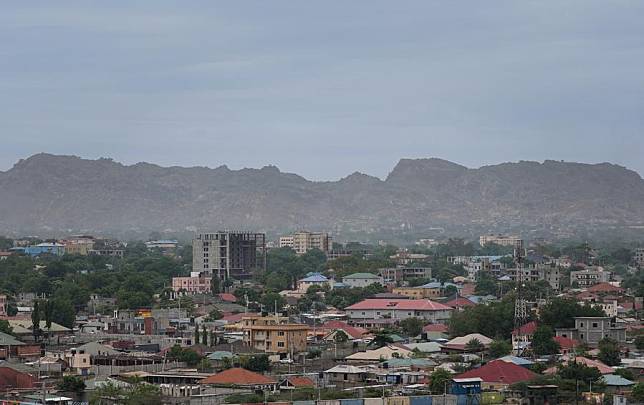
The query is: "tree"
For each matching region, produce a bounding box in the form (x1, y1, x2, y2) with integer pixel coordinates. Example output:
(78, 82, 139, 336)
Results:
(197, 357, 212, 372)
(400, 317, 424, 337)
(334, 330, 349, 343)
(371, 331, 394, 348)
(259, 292, 285, 313)
(0, 320, 13, 335)
(50, 297, 75, 329)
(194, 323, 200, 345)
(632, 383, 644, 402)
(243, 354, 270, 372)
(531, 326, 560, 356)
(201, 324, 208, 346)
(489, 340, 512, 358)
(557, 361, 602, 384)
(465, 338, 484, 353)
(205, 309, 223, 322)
(449, 297, 516, 339)
(209, 330, 216, 347)
(539, 298, 605, 329)
(636, 335, 644, 351)
(614, 368, 635, 381)
(43, 299, 54, 331)
(429, 368, 452, 394)
(57, 376, 86, 393)
(598, 337, 621, 366)
(31, 300, 41, 341)
(475, 272, 498, 296)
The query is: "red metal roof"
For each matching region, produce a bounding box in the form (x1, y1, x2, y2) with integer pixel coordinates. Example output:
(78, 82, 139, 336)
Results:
(346, 299, 452, 311)
(218, 293, 238, 302)
(587, 283, 624, 293)
(512, 321, 538, 336)
(456, 360, 536, 384)
(322, 320, 367, 339)
(423, 323, 448, 333)
(444, 297, 476, 308)
(553, 336, 578, 349)
(200, 368, 276, 385)
(286, 376, 315, 387)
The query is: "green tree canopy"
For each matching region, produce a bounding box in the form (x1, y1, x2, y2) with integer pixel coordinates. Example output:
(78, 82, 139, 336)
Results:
(531, 326, 560, 356)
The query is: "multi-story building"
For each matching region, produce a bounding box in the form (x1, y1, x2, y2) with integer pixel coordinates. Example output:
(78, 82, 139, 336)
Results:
(392, 282, 458, 300)
(62, 236, 95, 256)
(555, 317, 626, 346)
(506, 265, 561, 291)
(24, 243, 66, 257)
(241, 315, 309, 355)
(193, 232, 266, 280)
(389, 252, 430, 265)
(634, 248, 644, 268)
(479, 235, 521, 247)
(0, 295, 6, 317)
(379, 266, 431, 283)
(345, 299, 453, 324)
(279, 231, 332, 255)
(570, 267, 611, 288)
(342, 273, 384, 288)
(145, 240, 179, 251)
(172, 272, 212, 295)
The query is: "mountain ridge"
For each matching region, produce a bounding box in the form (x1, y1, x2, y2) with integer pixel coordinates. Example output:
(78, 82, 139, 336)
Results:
(0, 153, 643, 238)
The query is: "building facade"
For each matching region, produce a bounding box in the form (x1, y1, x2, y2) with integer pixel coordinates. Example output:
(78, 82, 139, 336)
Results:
(570, 267, 611, 288)
(193, 232, 266, 280)
(279, 231, 332, 255)
(241, 316, 309, 355)
(172, 272, 212, 294)
(345, 299, 453, 324)
(342, 273, 384, 288)
(556, 317, 626, 346)
(379, 266, 431, 282)
(479, 235, 521, 247)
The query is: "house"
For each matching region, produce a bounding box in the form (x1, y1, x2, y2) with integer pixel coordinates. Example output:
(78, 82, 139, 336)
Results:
(320, 320, 368, 342)
(444, 296, 476, 310)
(342, 273, 384, 288)
(24, 243, 66, 257)
(456, 359, 537, 390)
(280, 376, 315, 390)
(498, 355, 534, 367)
(345, 344, 412, 363)
(555, 317, 626, 346)
(217, 293, 237, 303)
(296, 273, 333, 293)
(0, 366, 37, 390)
(442, 334, 493, 352)
(199, 367, 277, 391)
(553, 336, 578, 355)
(586, 282, 624, 294)
(544, 357, 614, 375)
(7, 319, 71, 341)
(379, 266, 431, 283)
(172, 272, 212, 295)
(511, 321, 538, 349)
(403, 342, 442, 354)
(602, 374, 635, 394)
(323, 364, 372, 385)
(345, 299, 453, 324)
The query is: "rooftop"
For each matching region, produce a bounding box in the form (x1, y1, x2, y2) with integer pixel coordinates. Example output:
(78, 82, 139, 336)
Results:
(346, 299, 452, 311)
(199, 368, 276, 386)
(456, 359, 536, 384)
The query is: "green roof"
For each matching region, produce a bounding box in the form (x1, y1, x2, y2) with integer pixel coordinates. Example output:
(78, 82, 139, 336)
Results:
(0, 331, 24, 346)
(344, 273, 381, 279)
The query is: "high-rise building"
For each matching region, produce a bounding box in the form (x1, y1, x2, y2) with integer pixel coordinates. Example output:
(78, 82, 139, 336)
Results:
(278, 231, 332, 255)
(193, 232, 266, 280)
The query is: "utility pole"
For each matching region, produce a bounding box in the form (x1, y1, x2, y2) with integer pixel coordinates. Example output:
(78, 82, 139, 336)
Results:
(513, 239, 529, 356)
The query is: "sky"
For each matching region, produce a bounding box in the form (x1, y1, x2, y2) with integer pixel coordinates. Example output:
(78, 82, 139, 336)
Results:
(1, 1, 643, 180)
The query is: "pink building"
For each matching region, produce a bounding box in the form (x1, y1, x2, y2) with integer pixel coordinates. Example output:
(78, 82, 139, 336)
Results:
(172, 273, 211, 294)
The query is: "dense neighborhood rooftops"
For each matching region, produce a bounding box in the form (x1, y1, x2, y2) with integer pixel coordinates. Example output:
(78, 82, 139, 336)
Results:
(346, 299, 452, 311)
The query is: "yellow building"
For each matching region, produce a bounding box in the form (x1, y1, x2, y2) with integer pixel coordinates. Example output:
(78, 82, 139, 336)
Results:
(393, 286, 442, 299)
(241, 316, 309, 354)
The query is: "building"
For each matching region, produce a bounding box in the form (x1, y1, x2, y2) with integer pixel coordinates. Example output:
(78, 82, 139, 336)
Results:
(89, 248, 124, 258)
(172, 272, 212, 295)
(296, 273, 333, 293)
(634, 248, 644, 267)
(279, 231, 332, 255)
(555, 317, 626, 346)
(199, 368, 278, 391)
(379, 266, 431, 282)
(389, 252, 430, 265)
(241, 315, 309, 355)
(456, 359, 536, 390)
(62, 236, 95, 256)
(0, 294, 6, 317)
(24, 243, 66, 257)
(506, 265, 561, 291)
(342, 273, 384, 288)
(479, 235, 521, 247)
(393, 282, 459, 300)
(570, 267, 612, 288)
(345, 299, 453, 324)
(193, 232, 266, 280)
(0, 367, 36, 391)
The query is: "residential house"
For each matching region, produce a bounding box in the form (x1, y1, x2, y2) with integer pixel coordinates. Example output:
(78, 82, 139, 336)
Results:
(345, 344, 412, 363)
(199, 367, 278, 391)
(324, 364, 372, 386)
(296, 273, 333, 293)
(345, 299, 453, 325)
(172, 272, 212, 295)
(241, 316, 309, 355)
(342, 273, 384, 288)
(456, 359, 536, 390)
(442, 334, 493, 352)
(0, 366, 37, 391)
(555, 317, 626, 346)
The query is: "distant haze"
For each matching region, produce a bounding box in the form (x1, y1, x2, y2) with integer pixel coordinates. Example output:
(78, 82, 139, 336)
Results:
(0, 2, 643, 180)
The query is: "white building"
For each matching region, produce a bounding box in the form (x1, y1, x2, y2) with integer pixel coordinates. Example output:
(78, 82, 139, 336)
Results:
(479, 235, 521, 247)
(279, 231, 332, 255)
(342, 273, 384, 288)
(345, 299, 453, 324)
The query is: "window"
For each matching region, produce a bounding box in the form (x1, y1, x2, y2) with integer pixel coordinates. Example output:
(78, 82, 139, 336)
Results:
(592, 322, 598, 328)
(344, 374, 348, 380)
(277, 342, 285, 347)
(580, 322, 584, 327)
(278, 331, 285, 336)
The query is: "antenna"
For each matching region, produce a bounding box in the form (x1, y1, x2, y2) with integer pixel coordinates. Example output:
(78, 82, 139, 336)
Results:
(513, 239, 529, 356)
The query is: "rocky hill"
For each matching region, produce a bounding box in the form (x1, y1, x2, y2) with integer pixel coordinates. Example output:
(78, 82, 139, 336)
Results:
(1, 153, 643, 239)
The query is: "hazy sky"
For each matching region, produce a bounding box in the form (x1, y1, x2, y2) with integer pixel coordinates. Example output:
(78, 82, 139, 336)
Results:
(1, 1, 643, 180)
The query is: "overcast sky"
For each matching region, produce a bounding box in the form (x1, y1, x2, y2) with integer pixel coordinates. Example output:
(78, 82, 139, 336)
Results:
(1, 1, 643, 180)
